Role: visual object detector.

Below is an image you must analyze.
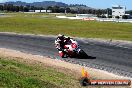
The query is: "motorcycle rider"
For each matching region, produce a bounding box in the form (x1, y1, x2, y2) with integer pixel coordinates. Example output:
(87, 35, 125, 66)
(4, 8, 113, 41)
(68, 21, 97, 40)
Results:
(55, 34, 70, 57)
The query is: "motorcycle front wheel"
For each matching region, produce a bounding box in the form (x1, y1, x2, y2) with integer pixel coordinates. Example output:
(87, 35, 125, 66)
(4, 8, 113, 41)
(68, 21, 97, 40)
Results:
(78, 50, 88, 58)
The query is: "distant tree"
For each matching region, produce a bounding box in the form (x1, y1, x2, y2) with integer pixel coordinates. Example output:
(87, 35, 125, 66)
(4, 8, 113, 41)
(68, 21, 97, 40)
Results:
(23, 6, 29, 12)
(59, 7, 65, 13)
(130, 11, 132, 15)
(26, 5, 30, 9)
(15, 6, 19, 12)
(122, 15, 128, 19)
(83, 9, 87, 14)
(79, 9, 85, 14)
(0, 5, 4, 11)
(107, 8, 112, 16)
(92, 9, 96, 14)
(96, 9, 101, 16)
(129, 10, 132, 15)
(52, 6, 60, 13)
(30, 6, 35, 10)
(108, 16, 112, 18)
(101, 15, 106, 18)
(47, 6, 52, 10)
(34, 7, 38, 10)
(126, 10, 132, 15)
(6, 4, 13, 11)
(19, 5, 24, 12)
(115, 16, 120, 19)
(3, 4, 7, 11)
(102, 9, 107, 15)
(65, 7, 71, 13)
(88, 9, 92, 14)
(39, 7, 43, 10)
(70, 9, 77, 14)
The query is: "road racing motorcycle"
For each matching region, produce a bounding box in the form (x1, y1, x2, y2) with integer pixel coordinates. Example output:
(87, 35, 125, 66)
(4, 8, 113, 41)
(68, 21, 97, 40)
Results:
(55, 38, 88, 58)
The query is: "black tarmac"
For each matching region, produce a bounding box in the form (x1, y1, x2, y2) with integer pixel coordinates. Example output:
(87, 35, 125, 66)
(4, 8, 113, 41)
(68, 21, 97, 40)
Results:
(0, 33, 131, 78)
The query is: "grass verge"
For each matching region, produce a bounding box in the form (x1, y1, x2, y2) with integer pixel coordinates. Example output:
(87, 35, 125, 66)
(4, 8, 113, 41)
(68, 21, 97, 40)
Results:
(0, 13, 132, 41)
(0, 57, 81, 88)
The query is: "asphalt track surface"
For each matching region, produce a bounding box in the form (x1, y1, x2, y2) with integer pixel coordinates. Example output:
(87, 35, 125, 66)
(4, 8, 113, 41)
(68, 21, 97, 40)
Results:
(0, 33, 132, 78)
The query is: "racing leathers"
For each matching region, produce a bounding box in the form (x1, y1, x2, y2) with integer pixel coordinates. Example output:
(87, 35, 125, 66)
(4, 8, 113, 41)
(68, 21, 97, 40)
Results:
(55, 36, 70, 57)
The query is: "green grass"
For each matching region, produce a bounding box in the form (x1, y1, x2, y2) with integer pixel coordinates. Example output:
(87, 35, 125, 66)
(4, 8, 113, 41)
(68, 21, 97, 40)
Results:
(0, 13, 132, 41)
(0, 57, 81, 88)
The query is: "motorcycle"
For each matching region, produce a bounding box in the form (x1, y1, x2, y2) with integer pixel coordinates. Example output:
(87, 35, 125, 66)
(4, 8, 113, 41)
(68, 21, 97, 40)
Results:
(55, 38, 88, 58)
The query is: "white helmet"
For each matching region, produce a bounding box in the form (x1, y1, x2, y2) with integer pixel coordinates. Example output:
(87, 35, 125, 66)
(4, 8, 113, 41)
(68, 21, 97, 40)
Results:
(57, 34, 64, 40)
(58, 34, 64, 37)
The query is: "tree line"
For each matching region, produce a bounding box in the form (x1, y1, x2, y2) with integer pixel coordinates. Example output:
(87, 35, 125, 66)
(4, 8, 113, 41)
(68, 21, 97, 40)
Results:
(0, 4, 108, 15)
(0, 4, 44, 12)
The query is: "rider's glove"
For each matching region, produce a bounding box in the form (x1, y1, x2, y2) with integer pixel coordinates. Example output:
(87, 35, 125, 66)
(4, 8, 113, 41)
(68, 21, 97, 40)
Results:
(58, 47, 65, 51)
(63, 49, 68, 52)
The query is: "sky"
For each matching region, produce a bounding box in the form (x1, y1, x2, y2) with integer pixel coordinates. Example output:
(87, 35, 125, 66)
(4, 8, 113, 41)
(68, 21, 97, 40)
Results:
(0, 0, 131, 10)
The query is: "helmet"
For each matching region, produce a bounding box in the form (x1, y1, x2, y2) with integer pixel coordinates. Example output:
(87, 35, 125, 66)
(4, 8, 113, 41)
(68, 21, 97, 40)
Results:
(57, 34, 64, 40)
(58, 34, 64, 37)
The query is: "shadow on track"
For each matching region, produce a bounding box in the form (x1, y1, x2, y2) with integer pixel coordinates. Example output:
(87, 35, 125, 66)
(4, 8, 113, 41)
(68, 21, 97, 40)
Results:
(77, 50, 96, 59)
(77, 54, 96, 59)
(62, 54, 96, 59)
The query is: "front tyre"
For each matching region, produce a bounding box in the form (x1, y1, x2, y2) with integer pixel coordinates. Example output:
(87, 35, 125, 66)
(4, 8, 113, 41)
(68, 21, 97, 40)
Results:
(78, 50, 88, 58)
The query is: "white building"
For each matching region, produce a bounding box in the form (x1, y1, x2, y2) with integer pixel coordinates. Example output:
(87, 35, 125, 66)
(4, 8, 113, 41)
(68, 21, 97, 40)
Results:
(34, 10, 52, 13)
(41, 10, 47, 13)
(112, 5, 126, 18)
(46, 10, 52, 13)
(35, 10, 41, 13)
